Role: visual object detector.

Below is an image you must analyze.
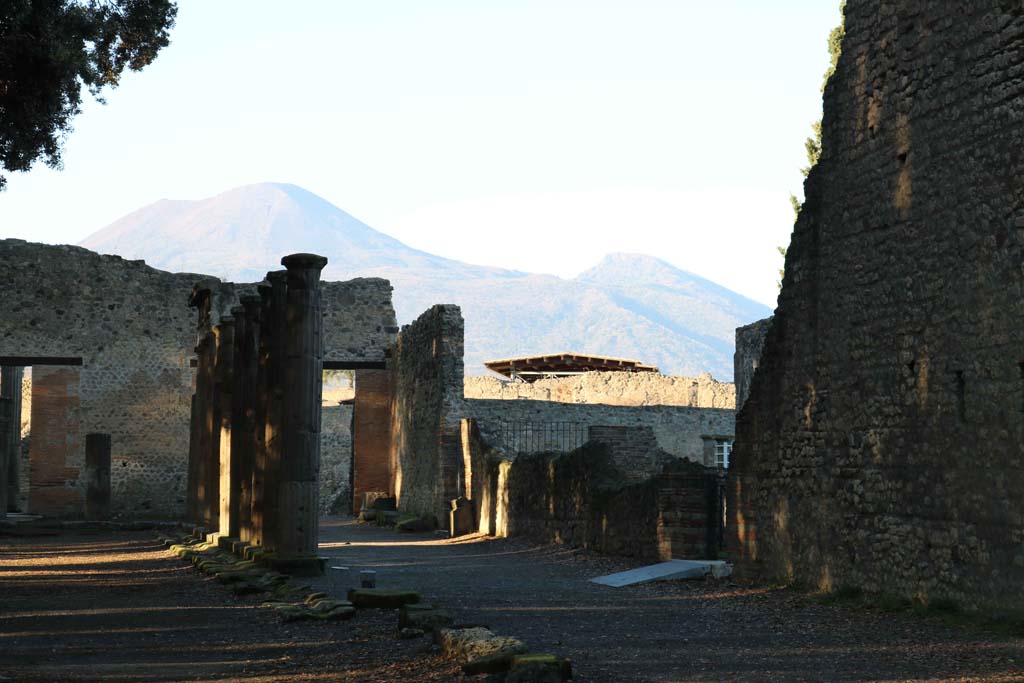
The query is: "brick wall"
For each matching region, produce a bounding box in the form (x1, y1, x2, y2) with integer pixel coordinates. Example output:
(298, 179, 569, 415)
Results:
(27, 367, 81, 516)
(351, 369, 391, 514)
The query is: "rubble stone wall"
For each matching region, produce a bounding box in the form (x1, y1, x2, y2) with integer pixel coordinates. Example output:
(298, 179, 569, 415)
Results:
(319, 404, 353, 515)
(0, 239, 395, 518)
(470, 425, 719, 561)
(731, 3, 1024, 609)
(465, 398, 734, 468)
(464, 371, 735, 408)
(388, 304, 465, 522)
(734, 318, 772, 411)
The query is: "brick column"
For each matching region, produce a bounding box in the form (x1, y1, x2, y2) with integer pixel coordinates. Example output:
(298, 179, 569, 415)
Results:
(273, 253, 328, 575)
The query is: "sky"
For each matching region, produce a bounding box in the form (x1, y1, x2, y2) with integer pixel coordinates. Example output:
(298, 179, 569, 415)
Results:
(1, 1, 842, 308)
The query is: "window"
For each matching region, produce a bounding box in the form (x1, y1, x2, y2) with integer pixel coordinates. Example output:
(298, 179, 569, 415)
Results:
(714, 439, 732, 469)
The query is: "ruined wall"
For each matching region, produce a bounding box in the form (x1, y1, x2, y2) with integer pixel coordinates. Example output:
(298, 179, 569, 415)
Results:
(734, 318, 771, 411)
(470, 425, 719, 560)
(389, 305, 465, 521)
(464, 371, 735, 408)
(319, 404, 353, 515)
(731, 4, 1024, 609)
(0, 239, 396, 518)
(465, 398, 734, 468)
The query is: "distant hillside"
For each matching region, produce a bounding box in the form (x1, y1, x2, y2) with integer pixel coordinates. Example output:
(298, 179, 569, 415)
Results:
(80, 183, 772, 378)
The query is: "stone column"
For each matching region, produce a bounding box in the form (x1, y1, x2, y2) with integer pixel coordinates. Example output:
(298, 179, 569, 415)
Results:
(214, 317, 236, 541)
(232, 296, 261, 545)
(262, 271, 289, 554)
(249, 281, 274, 548)
(83, 433, 111, 519)
(189, 286, 216, 529)
(2, 367, 23, 514)
(0, 370, 10, 519)
(274, 253, 328, 575)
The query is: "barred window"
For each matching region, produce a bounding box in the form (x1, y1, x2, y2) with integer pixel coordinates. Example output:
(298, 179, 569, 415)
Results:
(714, 439, 732, 468)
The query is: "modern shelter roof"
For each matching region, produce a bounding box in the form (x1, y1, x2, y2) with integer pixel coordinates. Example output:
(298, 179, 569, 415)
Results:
(484, 352, 659, 381)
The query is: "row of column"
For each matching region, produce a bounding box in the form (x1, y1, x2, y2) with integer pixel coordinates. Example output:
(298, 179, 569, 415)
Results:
(186, 253, 328, 575)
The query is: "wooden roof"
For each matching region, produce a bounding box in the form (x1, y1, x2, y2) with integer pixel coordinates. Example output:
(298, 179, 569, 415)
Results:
(484, 352, 659, 381)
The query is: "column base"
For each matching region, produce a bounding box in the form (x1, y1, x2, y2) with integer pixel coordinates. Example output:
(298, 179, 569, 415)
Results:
(262, 554, 328, 577)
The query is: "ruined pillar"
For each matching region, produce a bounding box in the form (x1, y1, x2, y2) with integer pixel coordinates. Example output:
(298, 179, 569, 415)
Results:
(262, 270, 290, 552)
(189, 285, 217, 529)
(249, 281, 274, 548)
(200, 333, 219, 529)
(215, 317, 236, 541)
(186, 391, 200, 523)
(0, 366, 23, 517)
(83, 433, 111, 519)
(274, 253, 328, 575)
(232, 296, 261, 545)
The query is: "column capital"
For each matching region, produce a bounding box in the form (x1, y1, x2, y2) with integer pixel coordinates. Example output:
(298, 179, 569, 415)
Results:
(281, 253, 328, 271)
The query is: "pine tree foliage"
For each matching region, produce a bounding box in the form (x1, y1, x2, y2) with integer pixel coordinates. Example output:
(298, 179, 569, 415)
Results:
(0, 0, 178, 189)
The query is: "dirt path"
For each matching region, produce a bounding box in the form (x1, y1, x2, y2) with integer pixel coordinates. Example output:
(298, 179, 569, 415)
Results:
(314, 518, 1024, 683)
(0, 529, 460, 683)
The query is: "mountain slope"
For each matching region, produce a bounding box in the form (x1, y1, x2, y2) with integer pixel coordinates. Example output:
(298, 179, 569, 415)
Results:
(79, 183, 772, 379)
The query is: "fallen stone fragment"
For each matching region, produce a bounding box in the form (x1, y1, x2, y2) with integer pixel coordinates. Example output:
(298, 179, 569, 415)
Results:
(506, 654, 573, 682)
(440, 627, 528, 675)
(399, 603, 454, 632)
(348, 588, 422, 609)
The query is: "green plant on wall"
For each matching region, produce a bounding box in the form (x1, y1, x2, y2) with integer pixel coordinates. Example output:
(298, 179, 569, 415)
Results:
(780, 2, 846, 289)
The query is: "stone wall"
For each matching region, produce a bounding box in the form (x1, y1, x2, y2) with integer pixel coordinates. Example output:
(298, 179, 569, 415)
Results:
(319, 404, 353, 515)
(465, 399, 735, 468)
(469, 425, 719, 560)
(464, 371, 735, 408)
(734, 318, 771, 411)
(388, 304, 465, 521)
(731, 3, 1024, 609)
(0, 239, 396, 518)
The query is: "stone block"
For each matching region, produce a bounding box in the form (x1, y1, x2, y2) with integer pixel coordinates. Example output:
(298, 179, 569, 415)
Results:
(347, 588, 422, 609)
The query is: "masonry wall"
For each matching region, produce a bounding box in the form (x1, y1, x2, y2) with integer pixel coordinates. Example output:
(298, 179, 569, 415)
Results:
(464, 371, 735, 408)
(470, 425, 719, 560)
(734, 318, 771, 411)
(319, 404, 353, 515)
(731, 3, 1024, 609)
(465, 399, 735, 467)
(0, 239, 396, 518)
(389, 304, 465, 521)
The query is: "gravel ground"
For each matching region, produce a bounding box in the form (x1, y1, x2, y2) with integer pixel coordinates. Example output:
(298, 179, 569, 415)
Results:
(0, 529, 462, 682)
(313, 518, 1024, 683)
(3, 523, 1022, 683)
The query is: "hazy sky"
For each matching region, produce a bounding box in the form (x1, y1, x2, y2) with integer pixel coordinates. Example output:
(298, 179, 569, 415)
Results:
(1, 1, 841, 307)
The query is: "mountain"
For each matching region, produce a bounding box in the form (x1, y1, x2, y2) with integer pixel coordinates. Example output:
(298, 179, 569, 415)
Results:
(80, 183, 772, 379)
